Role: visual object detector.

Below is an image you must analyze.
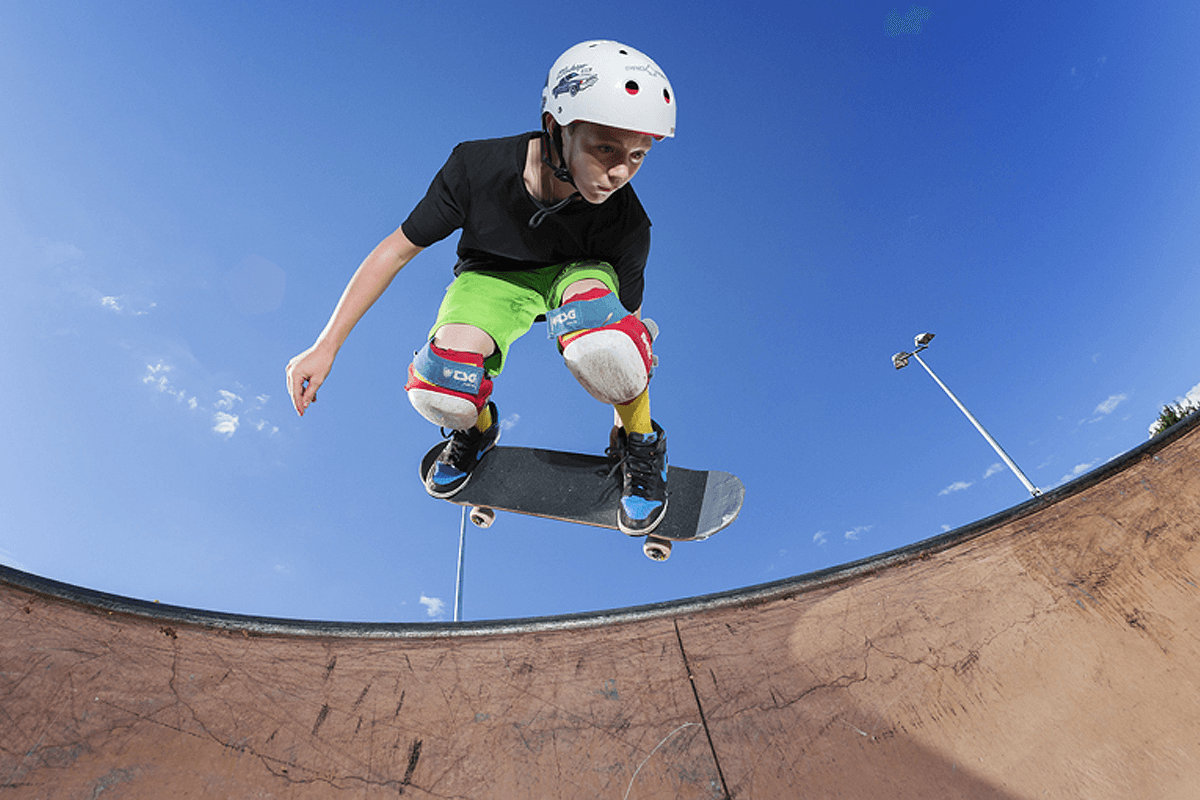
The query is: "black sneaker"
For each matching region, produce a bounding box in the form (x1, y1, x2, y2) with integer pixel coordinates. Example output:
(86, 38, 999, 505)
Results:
(424, 402, 500, 498)
(616, 422, 668, 535)
(606, 424, 627, 463)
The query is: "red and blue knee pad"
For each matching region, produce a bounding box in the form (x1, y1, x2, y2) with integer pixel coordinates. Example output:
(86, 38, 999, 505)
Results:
(550, 288, 655, 405)
(405, 342, 494, 430)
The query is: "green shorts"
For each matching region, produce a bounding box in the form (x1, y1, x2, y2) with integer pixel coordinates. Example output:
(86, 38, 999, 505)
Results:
(429, 261, 620, 376)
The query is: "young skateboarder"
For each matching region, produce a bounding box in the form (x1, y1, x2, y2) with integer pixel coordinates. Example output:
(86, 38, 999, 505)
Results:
(286, 40, 675, 534)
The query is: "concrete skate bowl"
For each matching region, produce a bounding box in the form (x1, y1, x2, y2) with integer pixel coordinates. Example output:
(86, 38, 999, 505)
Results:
(4, 413, 1200, 799)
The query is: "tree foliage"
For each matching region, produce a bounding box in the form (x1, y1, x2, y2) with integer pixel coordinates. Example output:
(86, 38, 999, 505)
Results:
(1149, 399, 1200, 438)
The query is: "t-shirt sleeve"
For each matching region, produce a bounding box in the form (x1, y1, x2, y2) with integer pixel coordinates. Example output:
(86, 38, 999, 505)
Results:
(400, 145, 468, 248)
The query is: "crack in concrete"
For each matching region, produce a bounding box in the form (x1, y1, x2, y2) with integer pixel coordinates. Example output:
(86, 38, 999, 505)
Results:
(674, 621, 733, 799)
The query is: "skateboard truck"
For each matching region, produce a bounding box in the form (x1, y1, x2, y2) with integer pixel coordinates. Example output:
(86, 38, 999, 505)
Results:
(470, 503, 676, 560)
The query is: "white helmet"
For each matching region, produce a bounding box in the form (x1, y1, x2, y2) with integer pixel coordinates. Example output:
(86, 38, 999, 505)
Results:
(541, 40, 675, 139)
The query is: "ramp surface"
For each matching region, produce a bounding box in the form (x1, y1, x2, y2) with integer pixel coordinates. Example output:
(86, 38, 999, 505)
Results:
(4, 415, 1200, 799)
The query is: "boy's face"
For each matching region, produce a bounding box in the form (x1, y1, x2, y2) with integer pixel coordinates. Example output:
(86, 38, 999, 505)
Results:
(561, 122, 655, 204)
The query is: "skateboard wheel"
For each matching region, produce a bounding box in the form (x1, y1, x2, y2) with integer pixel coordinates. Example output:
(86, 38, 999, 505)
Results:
(470, 507, 496, 529)
(643, 536, 672, 561)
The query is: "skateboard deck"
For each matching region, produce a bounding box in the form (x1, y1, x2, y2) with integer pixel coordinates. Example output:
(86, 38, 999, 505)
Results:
(420, 443, 744, 560)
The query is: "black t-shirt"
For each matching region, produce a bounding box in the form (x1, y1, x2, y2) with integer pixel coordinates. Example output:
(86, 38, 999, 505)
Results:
(401, 132, 651, 312)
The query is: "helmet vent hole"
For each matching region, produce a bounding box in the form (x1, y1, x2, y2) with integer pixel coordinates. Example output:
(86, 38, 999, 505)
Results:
(625, 80, 640, 95)
(663, 89, 671, 104)
(619, 49, 628, 55)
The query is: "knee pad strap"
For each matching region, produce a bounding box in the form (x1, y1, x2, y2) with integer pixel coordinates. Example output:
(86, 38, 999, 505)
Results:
(546, 291, 626, 339)
(411, 341, 487, 395)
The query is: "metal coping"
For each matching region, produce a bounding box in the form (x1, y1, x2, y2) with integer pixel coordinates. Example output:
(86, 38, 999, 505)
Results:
(4, 411, 1197, 640)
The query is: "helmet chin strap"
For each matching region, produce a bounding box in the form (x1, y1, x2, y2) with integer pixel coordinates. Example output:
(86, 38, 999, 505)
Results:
(541, 123, 576, 187)
(529, 124, 581, 229)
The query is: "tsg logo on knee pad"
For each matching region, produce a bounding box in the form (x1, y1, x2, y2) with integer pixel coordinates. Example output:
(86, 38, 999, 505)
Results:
(546, 292, 624, 339)
(443, 367, 480, 389)
(546, 306, 578, 333)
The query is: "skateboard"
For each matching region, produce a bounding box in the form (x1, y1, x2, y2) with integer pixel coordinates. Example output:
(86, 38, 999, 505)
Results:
(420, 443, 744, 561)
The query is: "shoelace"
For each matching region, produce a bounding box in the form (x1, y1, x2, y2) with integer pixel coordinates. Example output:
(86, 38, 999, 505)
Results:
(614, 438, 661, 493)
(439, 427, 483, 470)
(605, 435, 629, 479)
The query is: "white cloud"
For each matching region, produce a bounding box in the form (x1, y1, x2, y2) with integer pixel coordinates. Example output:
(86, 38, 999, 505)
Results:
(141, 365, 277, 440)
(1093, 394, 1128, 416)
(142, 361, 191, 403)
(143, 361, 171, 387)
(1184, 382, 1200, 406)
(939, 480, 973, 496)
(216, 390, 243, 411)
(1161, 381, 1200, 413)
(983, 463, 1004, 479)
(419, 594, 446, 619)
(1060, 461, 1097, 484)
(213, 412, 239, 437)
(813, 531, 828, 547)
(844, 525, 872, 542)
(500, 413, 520, 433)
(99, 294, 156, 316)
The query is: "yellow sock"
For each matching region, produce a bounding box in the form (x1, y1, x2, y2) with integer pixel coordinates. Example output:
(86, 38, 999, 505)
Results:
(474, 403, 494, 432)
(615, 389, 653, 435)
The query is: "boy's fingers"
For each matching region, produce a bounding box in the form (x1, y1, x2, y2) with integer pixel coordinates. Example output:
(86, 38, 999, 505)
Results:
(286, 350, 332, 417)
(286, 364, 310, 416)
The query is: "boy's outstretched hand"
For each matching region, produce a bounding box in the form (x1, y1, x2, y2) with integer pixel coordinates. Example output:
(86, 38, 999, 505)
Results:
(286, 345, 335, 417)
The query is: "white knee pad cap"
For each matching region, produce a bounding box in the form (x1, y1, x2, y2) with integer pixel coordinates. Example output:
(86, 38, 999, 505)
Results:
(407, 389, 480, 431)
(563, 329, 649, 405)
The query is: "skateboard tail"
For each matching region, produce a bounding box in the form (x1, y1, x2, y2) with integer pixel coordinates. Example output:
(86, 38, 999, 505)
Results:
(694, 471, 744, 542)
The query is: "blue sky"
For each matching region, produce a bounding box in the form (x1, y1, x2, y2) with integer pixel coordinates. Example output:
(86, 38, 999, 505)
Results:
(3, 1, 1198, 623)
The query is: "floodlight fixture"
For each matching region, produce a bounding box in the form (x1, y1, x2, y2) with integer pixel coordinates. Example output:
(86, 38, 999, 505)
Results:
(892, 352, 910, 370)
(915, 332, 935, 347)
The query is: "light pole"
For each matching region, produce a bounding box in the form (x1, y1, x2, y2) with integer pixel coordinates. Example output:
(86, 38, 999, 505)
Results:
(454, 507, 467, 622)
(893, 333, 1042, 497)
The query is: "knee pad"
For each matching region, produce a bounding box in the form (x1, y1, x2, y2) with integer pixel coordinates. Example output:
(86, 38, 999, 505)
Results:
(405, 342, 493, 430)
(550, 289, 655, 406)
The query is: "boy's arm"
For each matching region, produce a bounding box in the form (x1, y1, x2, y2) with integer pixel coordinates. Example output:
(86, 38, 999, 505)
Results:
(286, 225, 424, 417)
